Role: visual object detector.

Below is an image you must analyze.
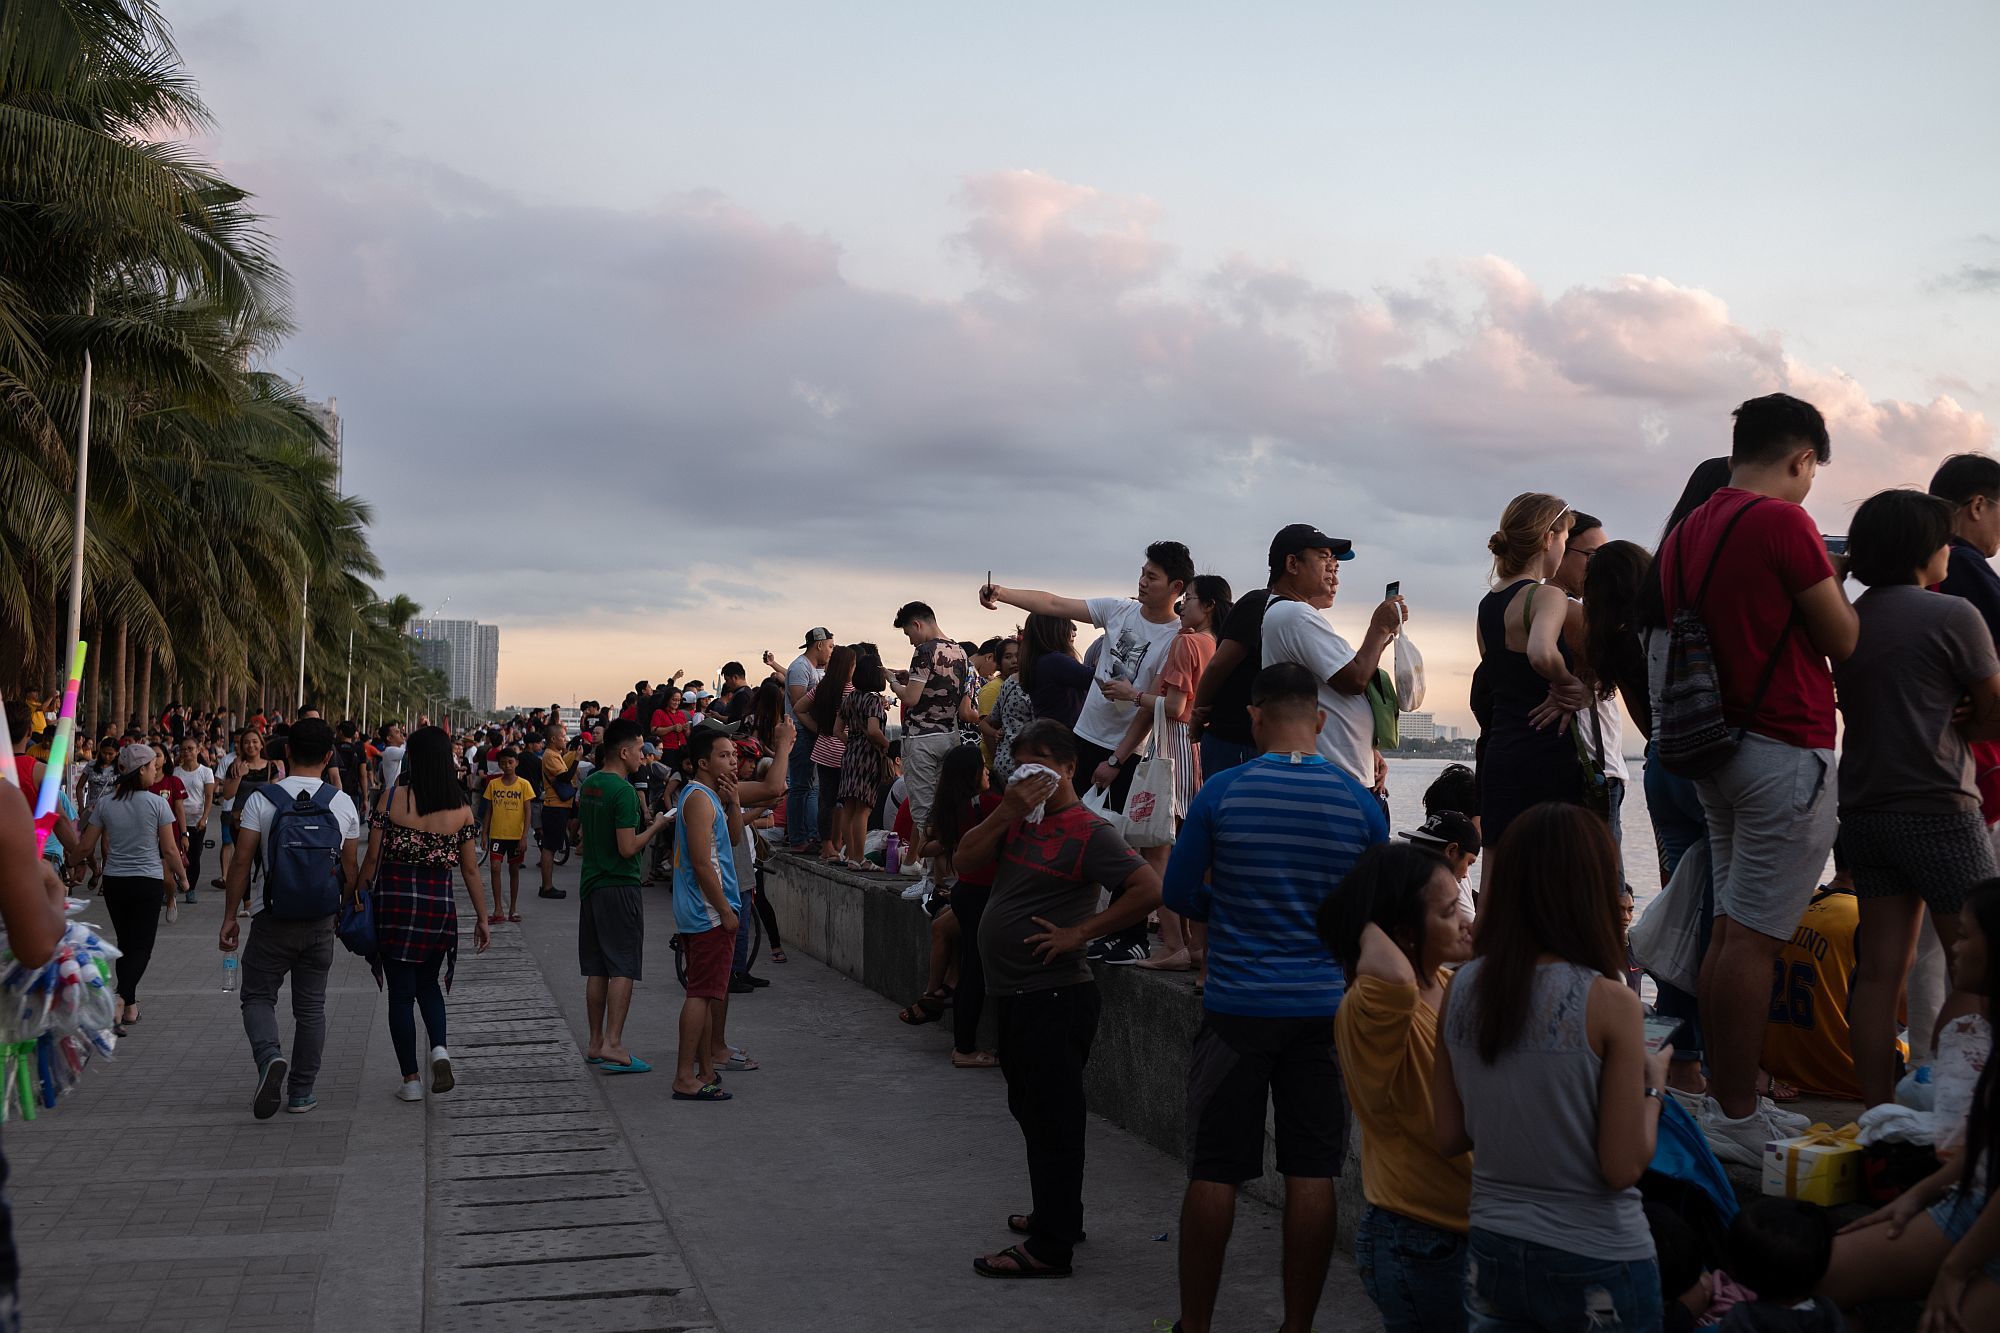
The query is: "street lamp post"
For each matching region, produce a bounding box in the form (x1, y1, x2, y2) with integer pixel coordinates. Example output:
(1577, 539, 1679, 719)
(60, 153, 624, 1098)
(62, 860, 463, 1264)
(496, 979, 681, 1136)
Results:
(295, 568, 310, 712)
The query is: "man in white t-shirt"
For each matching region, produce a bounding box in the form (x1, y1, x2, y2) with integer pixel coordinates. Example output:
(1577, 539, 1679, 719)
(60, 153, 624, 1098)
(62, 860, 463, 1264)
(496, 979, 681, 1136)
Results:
(376, 722, 408, 813)
(220, 718, 361, 1121)
(1258, 524, 1406, 789)
(172, 740, 216, 905)
(980, 540, 1193, 964)
(777, 629, 834, 849)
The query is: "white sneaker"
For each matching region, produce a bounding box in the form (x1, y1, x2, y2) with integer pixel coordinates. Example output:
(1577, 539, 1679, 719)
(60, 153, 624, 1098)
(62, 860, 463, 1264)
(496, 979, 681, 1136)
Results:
(1699, 1096, 1782, 1168)
(1760, 1097, 1810, 1134)
(396, 1080, 423, 1103)
(431, 1046, 454, 1094)
(164, 900, 178, 924)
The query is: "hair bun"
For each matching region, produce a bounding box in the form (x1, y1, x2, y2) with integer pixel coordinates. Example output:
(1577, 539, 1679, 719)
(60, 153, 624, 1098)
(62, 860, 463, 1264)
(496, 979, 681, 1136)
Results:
(1487, 531, 1508, 557)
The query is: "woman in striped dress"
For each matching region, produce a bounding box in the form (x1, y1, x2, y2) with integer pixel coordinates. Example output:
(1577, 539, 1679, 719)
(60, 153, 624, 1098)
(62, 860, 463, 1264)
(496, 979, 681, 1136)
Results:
(357, 726, 493, 1104)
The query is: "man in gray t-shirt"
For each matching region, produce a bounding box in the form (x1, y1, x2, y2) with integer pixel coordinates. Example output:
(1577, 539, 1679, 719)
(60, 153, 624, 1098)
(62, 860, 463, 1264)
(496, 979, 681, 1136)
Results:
(781, 629, 834, 848)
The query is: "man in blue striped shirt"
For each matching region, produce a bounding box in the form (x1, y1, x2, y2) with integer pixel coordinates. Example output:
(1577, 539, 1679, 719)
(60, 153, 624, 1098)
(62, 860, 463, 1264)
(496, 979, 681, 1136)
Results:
(1159, 662, 1387, 1333)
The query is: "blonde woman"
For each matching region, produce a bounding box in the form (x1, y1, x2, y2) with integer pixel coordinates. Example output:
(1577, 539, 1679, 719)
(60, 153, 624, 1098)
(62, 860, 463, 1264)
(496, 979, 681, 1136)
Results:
(1473, 492, 1590, 853)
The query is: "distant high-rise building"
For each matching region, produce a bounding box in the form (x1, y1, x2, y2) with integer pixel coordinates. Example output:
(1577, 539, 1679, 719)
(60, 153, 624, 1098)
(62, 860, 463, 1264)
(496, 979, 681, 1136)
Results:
(406, 618, 500, 714)
(304, 395, 342, 480)
(1398, 711, 1440, 742)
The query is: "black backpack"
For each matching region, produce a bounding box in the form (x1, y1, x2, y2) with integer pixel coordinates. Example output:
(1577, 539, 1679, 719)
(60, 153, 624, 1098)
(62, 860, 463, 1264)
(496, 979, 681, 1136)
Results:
(1656, 498, 1797, 778)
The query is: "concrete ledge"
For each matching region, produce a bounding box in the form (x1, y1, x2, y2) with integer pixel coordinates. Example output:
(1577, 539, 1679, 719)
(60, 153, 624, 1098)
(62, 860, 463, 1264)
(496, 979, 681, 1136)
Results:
(763, 852, 1357, 1220)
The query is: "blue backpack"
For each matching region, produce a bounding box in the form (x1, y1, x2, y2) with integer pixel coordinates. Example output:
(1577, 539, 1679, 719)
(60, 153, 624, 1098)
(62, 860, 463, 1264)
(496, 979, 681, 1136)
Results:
(261, 782, 346, 919)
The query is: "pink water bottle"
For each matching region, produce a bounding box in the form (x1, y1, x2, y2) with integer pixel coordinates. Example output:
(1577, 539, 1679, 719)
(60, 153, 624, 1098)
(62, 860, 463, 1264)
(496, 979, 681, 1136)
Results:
(884, 834, 901, 875)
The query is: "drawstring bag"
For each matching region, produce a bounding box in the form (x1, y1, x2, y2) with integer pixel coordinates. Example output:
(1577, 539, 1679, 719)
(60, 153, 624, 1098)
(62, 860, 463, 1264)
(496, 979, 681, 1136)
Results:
(1393, 603, 1425, 711)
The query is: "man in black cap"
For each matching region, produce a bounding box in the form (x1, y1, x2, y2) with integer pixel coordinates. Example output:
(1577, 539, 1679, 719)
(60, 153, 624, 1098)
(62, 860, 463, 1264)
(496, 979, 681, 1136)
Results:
(1193, 525, 1356, 780)
(1398, 810, 1481, 919)
(1258, 524, 1406, 790)
(783, 628, 835, 851)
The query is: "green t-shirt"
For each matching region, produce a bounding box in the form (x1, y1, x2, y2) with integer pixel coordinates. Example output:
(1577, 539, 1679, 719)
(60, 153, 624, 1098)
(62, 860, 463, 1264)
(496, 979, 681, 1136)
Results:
(578, 770, 643, 898)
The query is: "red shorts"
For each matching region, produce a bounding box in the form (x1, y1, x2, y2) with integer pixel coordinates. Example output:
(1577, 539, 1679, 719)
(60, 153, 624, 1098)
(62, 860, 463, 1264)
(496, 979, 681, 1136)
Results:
(682, 926, 738, 1000)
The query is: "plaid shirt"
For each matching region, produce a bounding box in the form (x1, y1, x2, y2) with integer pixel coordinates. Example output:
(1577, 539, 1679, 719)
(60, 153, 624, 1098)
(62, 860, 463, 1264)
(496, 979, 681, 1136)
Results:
(367, 814, 467, 991)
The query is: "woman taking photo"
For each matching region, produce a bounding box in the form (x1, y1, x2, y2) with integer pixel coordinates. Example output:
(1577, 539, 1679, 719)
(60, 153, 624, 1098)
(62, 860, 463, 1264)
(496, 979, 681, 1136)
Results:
(1474, 494, 1591, 855)
(1434, 802, 1668, 1329)
(356, 726, 494, 1103)
(1323, 841, 1476, 1331)
(78, 744, 189, 1034)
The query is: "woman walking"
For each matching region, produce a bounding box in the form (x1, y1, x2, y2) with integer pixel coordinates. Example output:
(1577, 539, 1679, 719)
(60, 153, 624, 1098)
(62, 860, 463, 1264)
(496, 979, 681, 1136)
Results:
(356, 726, 494, 1103)
(220, 727, 282, 913)
(78, 744, 189, 1034)
(1434, 803, 1668, 1330)
(1474, 493, 1590, 856)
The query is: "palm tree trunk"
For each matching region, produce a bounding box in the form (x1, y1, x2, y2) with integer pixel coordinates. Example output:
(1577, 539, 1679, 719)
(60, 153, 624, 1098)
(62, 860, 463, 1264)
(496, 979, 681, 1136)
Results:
(112, 622, 128, 735)
(138, 647, 153, 730)
(85, 625, 101, 738)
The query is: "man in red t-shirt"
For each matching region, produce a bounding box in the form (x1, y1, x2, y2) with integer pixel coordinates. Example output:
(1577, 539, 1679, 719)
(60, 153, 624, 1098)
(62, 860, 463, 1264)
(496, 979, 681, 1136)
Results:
(1657, 392, 1858, 1167)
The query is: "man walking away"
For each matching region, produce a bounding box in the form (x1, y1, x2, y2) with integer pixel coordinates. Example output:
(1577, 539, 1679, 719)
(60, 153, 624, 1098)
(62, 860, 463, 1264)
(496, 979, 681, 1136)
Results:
(889, 602, 970, 847)
(1160, 664, 1388, 1333)
(222, 718, 360, 1120)
(332, 720, 370, 812)
(956, 719, 1161, 1278)
(577, 720, 670, 1073)
(1658, 393, 1857, 1165)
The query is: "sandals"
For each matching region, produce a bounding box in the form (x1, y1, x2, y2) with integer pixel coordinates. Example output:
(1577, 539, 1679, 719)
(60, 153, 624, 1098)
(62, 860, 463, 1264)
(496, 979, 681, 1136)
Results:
(973, 1244, 1071, 1279)
(898, 991, 949, 1026)
(508, 913, 522, 923)
(952, 1050, 999, 1069)
(844, 858, 880, 873)
(671, 1082, 731, 1101)
(769, 948, 788, 964)
(1007, 1214, 1085, 1242)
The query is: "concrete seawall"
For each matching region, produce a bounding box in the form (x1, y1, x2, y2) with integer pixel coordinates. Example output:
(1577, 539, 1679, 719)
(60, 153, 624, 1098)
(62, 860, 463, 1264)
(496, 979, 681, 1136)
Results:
(763, 852, 1360, 1223)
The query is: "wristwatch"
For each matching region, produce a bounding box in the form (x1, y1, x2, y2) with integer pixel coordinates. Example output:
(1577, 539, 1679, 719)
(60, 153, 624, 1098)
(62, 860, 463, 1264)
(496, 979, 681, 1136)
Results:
(1642, 1087, 1664, 1102)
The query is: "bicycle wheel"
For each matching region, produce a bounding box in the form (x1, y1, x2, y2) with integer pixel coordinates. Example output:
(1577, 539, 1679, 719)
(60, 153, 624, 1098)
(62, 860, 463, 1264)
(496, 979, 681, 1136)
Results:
(671, 933, 688, 987)
(744, 897, 763, 972)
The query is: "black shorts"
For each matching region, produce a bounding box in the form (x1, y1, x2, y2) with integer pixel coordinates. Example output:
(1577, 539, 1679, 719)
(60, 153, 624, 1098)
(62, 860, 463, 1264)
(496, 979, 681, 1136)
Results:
(578, 883, 644, 980)
(489, 838, 524, 865)
(540, 804, 572, 852)
(1071, 737, 1140, 811)
(1185, 1012, 1347, 1183)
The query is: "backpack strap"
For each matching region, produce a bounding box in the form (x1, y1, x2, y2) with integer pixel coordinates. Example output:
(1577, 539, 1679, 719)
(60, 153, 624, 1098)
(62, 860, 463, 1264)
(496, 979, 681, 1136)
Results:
(1678, 497, 1768, 611)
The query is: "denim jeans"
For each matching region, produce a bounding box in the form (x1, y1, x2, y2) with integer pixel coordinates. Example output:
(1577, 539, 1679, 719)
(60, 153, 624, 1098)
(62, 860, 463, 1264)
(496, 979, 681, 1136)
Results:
(1355, 1205, 1467, 1332)
(784, 730, 818, 845)
(1464, 1228, 1660, 1332)
(382, 953, 448, 1078)
(1643, 742, 1712, 1061)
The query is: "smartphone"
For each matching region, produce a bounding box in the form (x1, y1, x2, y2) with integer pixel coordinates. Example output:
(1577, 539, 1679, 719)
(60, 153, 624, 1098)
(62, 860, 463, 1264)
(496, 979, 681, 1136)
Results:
(1385, 581, 1401, 600)
(1643, 1015, 1681, 1054)
(1823, 535, 1849, 557)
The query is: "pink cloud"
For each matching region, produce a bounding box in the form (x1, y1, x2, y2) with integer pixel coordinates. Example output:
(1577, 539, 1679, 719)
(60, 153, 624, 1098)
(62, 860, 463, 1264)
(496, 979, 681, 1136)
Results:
(953, 169, 1175, 294)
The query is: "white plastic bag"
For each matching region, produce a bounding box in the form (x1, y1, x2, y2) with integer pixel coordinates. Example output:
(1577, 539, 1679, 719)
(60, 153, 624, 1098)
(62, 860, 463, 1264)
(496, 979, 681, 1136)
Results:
(1394, 604, 1425, 712)
(1628, 839, 1708, 995)
(1080, 785, 1127, 839)
(1121, 697, 1177, 849)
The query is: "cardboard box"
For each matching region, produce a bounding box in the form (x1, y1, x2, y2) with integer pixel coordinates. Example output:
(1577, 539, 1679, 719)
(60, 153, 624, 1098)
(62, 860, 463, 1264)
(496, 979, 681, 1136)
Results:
(1762, 1127, 1863, 1206)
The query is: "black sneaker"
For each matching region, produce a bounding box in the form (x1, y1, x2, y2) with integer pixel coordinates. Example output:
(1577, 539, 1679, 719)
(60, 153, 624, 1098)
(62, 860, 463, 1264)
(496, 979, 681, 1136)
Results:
(1100, 941, 1151, 966)
(738, 972, 771, 989)
(253, 1056, 289, 1121)
(537, 888, 568, 899)
(728, 973, 757, 994)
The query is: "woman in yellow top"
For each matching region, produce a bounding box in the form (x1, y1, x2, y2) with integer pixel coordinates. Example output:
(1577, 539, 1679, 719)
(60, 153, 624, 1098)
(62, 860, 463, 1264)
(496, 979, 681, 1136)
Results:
(1319, 841, 1476, 1332)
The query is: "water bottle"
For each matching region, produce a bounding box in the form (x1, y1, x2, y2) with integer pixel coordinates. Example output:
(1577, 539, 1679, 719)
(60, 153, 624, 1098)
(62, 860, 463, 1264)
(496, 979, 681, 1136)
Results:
(221, 955, 238, 994)
(884, 834, 901, 875)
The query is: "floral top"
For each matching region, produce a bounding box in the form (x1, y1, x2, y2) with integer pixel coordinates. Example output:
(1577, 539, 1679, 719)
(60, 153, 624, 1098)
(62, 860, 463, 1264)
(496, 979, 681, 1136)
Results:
(369, 810, 475, 867)
(992, 677, 1036, 780)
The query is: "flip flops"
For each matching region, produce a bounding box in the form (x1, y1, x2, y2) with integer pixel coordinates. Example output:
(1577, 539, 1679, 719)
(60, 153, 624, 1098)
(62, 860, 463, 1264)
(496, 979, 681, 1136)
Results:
(715, 1053, 758, 1072)
(598, 1057, 652, 1075)
(973, 1245, 1071, 1279)
(672, 1082, 731, 1101)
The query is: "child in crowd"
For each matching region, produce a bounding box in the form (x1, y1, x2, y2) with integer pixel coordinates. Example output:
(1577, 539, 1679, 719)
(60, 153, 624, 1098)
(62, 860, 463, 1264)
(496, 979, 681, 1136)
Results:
(1397, 810, 1479, 921)
(481, 748, 535, 923)
(1646, 1201, 1713, 1332)
(1712, 1199, 1840, 1331)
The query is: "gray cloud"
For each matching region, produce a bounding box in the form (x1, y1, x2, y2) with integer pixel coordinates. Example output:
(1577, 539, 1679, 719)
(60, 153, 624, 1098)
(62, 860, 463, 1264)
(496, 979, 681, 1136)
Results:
(249, 160, 1990, 648)
(1933, 264, 2000, 295)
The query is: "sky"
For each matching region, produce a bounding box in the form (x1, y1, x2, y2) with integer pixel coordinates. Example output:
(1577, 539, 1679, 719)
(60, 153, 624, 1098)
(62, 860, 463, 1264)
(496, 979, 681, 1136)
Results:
(169, 2, 2000, 723)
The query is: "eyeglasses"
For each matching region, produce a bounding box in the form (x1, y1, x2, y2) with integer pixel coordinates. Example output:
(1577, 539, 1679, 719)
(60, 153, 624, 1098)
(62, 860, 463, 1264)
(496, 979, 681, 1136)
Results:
(1564, 544, 1601, 561)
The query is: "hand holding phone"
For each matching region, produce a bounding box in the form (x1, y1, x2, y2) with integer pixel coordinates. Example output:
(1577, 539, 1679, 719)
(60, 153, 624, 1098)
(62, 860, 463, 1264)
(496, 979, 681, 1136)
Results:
(1642, 1015, 1681, 1055)
(1385, 581, 1401, 600)
(1822, 535, 1849, 558)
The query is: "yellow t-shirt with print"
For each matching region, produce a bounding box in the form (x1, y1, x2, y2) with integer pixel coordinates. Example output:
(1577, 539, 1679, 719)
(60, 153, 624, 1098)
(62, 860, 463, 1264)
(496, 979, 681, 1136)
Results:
(541, 750, 577, 810)
(482, 776, 535, 842)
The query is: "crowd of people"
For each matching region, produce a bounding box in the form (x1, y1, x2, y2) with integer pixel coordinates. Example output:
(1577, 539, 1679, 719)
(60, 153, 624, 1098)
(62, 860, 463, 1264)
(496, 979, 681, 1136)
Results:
(8, 389, 2000, 1328)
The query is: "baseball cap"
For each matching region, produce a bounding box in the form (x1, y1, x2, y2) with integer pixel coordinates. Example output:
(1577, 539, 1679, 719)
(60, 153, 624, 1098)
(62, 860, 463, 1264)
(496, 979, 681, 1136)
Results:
(1398, 810, 1481, 855)
(1268, 523, 1355, 564)
(688, 717, 746, 745)
(117, 742, 158, 776)
(800, 627, 833, 649)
